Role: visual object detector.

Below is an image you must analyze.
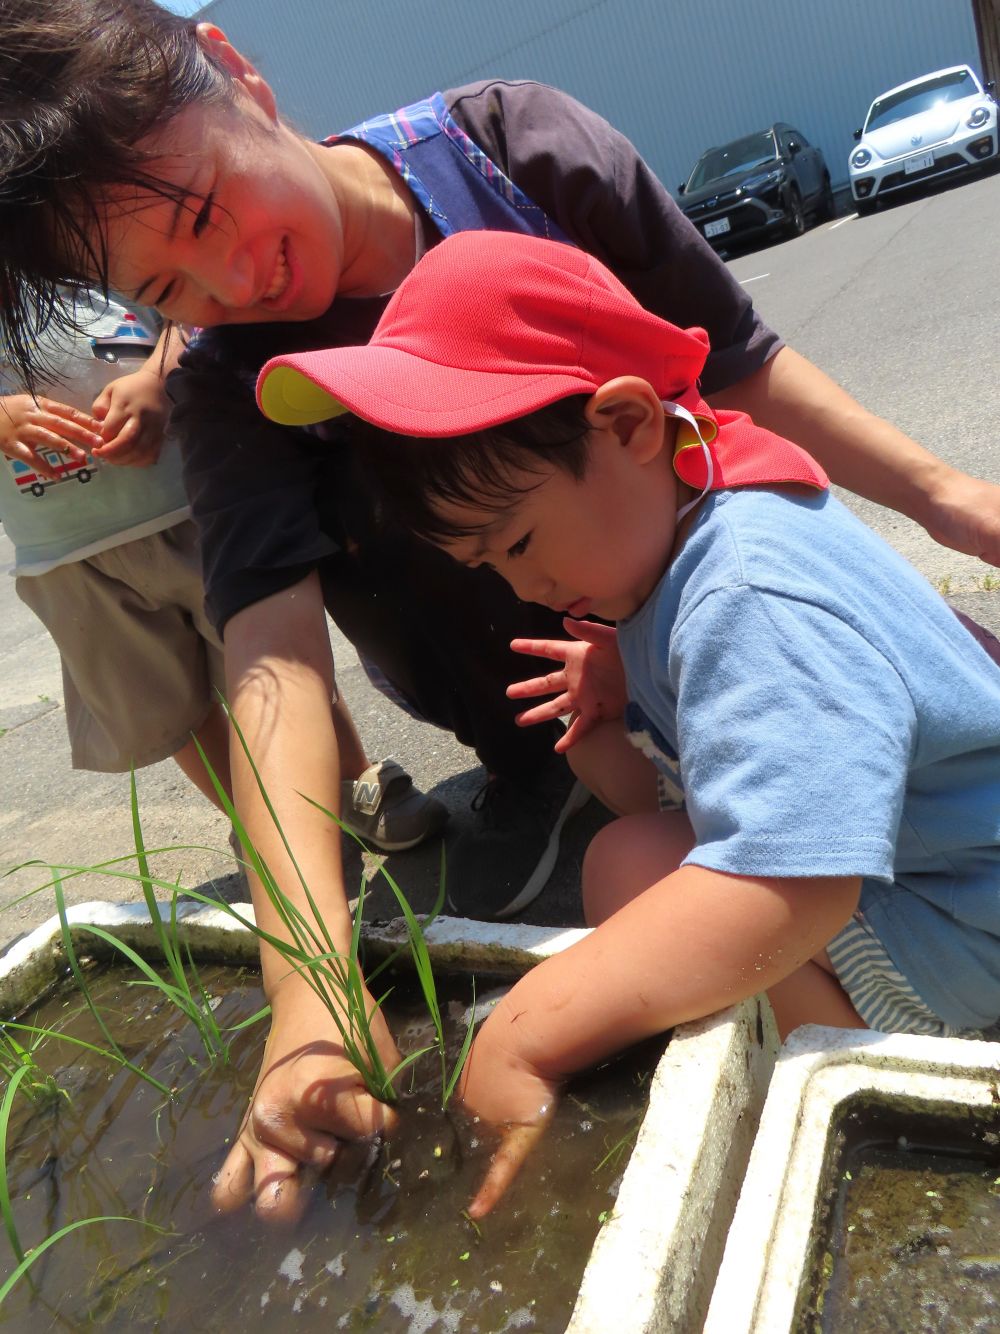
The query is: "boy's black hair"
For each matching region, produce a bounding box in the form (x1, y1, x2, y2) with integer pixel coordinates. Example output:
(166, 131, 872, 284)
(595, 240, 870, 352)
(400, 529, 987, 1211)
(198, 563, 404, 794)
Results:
(358, 394, 593, 546)
(0, 0, 230, 391)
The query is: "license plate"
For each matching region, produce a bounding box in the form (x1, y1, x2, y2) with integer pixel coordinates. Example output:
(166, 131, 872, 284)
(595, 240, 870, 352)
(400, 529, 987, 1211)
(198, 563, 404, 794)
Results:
(904, 150, 935, 174)
(704, 217, 731, 238)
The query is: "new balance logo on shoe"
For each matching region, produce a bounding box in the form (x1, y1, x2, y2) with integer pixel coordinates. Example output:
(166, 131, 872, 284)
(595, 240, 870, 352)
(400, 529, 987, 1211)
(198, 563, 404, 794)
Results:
(353, 780, 382, 812)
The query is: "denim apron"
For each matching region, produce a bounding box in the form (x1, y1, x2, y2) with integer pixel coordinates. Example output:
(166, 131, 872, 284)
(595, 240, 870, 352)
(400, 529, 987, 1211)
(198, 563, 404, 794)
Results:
(329, 92, 571, 246)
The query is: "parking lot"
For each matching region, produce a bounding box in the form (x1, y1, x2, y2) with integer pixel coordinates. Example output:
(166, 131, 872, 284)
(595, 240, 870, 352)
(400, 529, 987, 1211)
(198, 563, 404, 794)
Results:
(1, 169, 999, 944)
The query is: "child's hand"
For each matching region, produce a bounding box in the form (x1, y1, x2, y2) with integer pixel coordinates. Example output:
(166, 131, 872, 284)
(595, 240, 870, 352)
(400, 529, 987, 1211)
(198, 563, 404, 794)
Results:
(0, 393, 103, 477)
(458, 1009, 561, 1219)
(90, 365, 170, 467)
(211, 974, 400, 1224)
(508, 617, 628, 752)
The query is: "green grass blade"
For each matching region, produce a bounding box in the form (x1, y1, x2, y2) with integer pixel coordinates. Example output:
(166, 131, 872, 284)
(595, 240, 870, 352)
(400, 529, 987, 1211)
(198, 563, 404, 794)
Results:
(0, 1065, 32, 1264)
(223, 1004, 271, 1034)
(129, 771, 179, 979)
(443, 977, 478, 1108)
(0, 1215, 168, 1305)
(1, 1020, 170, 1081)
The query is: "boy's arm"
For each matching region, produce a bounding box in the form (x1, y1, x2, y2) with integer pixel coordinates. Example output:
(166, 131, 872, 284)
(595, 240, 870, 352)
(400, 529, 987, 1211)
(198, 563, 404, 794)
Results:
(707, 346, 1000, 567)
(461, 863, 860, 1215)
(210, 573, 399, 1224)
(90, 323, 184, 467)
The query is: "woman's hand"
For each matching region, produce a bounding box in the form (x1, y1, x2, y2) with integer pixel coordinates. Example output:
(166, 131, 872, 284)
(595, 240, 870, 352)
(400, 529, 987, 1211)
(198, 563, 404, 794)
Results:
(923, 468, 1000, 568)
(211, 973, 400, 1224)
(508, 618, 627, 752)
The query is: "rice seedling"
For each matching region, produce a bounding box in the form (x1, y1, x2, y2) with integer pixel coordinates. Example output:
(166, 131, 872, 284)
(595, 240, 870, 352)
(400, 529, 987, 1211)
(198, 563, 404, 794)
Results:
(194, 706, 476, 1108)
(192, 723, 432, 1102)
(4, 703, 474, 1108)
(0, 1028, 64, 1110)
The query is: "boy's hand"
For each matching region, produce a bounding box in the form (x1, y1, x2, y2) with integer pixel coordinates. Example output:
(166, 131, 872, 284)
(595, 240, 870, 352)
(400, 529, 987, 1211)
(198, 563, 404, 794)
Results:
(0, 393, 103, 477)
(90, 365, 170, 467)
(458, 1009, 561, 1219)
(508, 617, 627, 752)
(211, 974, 400, 1224)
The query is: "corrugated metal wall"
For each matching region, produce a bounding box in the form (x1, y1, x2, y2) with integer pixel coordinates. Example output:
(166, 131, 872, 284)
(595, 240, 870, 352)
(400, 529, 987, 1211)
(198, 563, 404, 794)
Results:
(198, 0, 982, 189)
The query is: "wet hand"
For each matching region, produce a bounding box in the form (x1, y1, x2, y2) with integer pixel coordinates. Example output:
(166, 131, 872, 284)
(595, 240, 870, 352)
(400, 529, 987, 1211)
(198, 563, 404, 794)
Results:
(458, 1017, 560, 1219)
(0, 393, 102, 476)
(91, 366, 170, 467)
(508, 618, 627, 752)
(212, 978, 400, 1225)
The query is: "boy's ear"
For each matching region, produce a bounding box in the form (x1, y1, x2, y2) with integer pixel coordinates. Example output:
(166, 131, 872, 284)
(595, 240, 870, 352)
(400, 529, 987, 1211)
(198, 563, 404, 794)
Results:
(584, 377, 666, 464)
(196, 24, 278, 122)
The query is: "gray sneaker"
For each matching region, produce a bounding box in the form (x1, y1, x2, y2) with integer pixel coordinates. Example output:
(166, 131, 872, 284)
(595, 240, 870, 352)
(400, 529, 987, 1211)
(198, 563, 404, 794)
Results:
(446, 755, 592, 920)
(340, 759, 448, 851)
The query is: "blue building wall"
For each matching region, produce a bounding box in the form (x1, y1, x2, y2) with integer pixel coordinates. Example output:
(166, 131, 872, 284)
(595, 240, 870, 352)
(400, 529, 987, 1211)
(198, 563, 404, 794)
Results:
(198, 0, 983, 190)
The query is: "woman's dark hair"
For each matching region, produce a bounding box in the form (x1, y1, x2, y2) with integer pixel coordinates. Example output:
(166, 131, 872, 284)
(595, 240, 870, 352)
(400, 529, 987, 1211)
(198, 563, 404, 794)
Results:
(358, 394, 593, 546)
(0, 0, 232, 389)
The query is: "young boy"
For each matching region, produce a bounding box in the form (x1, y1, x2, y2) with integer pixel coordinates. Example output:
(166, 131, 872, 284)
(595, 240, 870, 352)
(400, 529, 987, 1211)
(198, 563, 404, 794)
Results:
(257, 230, 1000, 1215)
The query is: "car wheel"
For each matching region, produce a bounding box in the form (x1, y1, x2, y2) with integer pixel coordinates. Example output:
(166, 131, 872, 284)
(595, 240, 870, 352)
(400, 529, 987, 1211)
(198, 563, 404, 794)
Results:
(785, 186, 806, 237)
(816, 175, 835, 221)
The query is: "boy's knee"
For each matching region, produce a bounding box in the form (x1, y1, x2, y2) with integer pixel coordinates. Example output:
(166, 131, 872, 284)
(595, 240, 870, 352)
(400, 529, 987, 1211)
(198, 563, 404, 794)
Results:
(567, 721, 659, 818)
(581, 822, 625, 925)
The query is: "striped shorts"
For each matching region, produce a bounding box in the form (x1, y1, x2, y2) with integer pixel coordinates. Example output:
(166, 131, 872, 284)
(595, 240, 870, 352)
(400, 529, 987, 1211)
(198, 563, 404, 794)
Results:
(827, 912, 979, 1038)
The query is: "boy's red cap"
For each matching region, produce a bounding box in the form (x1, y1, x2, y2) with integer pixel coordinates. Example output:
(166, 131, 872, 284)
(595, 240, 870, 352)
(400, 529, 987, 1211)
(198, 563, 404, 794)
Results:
(258, 232, 709, 432)
(257, 231, 827, 495)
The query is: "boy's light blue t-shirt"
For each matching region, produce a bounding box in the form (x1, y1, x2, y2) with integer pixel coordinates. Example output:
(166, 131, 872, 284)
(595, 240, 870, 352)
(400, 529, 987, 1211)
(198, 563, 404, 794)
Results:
(618, 487, 1000, 1029)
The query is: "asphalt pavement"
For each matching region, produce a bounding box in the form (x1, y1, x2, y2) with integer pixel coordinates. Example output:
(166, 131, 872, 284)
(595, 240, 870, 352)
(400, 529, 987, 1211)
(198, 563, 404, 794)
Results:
(2, 170, 999, 952)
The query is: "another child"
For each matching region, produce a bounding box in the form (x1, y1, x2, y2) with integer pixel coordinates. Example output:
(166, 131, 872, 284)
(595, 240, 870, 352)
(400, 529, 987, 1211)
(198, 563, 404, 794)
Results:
(1, 293, 442, 846)
(1, 294, 234, 800)
(257, 230, 1000, 1214)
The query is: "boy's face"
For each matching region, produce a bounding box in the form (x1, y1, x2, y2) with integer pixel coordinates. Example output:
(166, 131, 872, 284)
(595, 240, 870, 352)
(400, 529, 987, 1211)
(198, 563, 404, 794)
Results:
(436, 415, 681, 622)
(97, 85, 350, 328)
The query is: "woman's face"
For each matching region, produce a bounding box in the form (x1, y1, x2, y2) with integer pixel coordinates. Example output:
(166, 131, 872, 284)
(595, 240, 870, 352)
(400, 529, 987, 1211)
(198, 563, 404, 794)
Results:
(101, 87, 351, 329)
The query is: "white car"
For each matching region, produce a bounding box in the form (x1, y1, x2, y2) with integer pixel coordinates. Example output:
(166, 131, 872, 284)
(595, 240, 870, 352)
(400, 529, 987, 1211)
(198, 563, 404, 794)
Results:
(849, 65, 998, 213)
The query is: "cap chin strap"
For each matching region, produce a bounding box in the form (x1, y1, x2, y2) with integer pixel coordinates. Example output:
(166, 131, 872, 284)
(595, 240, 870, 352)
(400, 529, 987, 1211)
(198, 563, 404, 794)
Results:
(662, 399, 714, 522)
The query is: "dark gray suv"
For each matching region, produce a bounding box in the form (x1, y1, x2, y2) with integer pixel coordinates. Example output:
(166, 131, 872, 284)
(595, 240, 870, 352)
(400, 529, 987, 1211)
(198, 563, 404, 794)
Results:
(677, 123, 834, 250)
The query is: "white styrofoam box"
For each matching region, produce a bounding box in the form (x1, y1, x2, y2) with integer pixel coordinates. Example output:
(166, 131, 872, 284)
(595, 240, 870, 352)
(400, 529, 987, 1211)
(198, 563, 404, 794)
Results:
(704, 1024, 1000, 1334)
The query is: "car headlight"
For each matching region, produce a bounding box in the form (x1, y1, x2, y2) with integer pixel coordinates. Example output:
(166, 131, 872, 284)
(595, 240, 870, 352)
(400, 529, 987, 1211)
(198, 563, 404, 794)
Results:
(851, 147, 872, 169)
(740, 168, 783, 191)
(967, 106, 991, 129)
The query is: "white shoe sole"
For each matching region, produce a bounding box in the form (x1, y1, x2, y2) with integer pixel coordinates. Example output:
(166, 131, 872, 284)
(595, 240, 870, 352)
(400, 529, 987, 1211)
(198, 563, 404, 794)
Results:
(491, 779, 592, 920)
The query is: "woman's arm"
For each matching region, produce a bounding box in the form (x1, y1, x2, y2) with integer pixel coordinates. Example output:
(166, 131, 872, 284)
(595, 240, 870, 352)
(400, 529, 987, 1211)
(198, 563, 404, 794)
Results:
(210, 573, 399, 1224)
(709, 346, 1000, 566)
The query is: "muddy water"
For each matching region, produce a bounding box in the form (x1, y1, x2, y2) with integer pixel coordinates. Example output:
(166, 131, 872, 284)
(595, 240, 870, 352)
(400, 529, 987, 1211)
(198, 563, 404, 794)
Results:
(1, 965, 659, 1331)
(803, 1101, 1000, 1333)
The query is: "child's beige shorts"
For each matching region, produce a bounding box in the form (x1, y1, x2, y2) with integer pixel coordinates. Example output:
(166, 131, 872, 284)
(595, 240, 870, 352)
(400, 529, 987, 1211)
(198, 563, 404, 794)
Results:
(16, 520, 224, 772)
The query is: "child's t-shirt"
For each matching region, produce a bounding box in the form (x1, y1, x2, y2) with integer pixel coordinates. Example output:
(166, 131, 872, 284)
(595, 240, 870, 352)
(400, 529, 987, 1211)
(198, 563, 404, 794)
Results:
(0, 295, 189, 576)
(618, 486, 1000, 1030)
